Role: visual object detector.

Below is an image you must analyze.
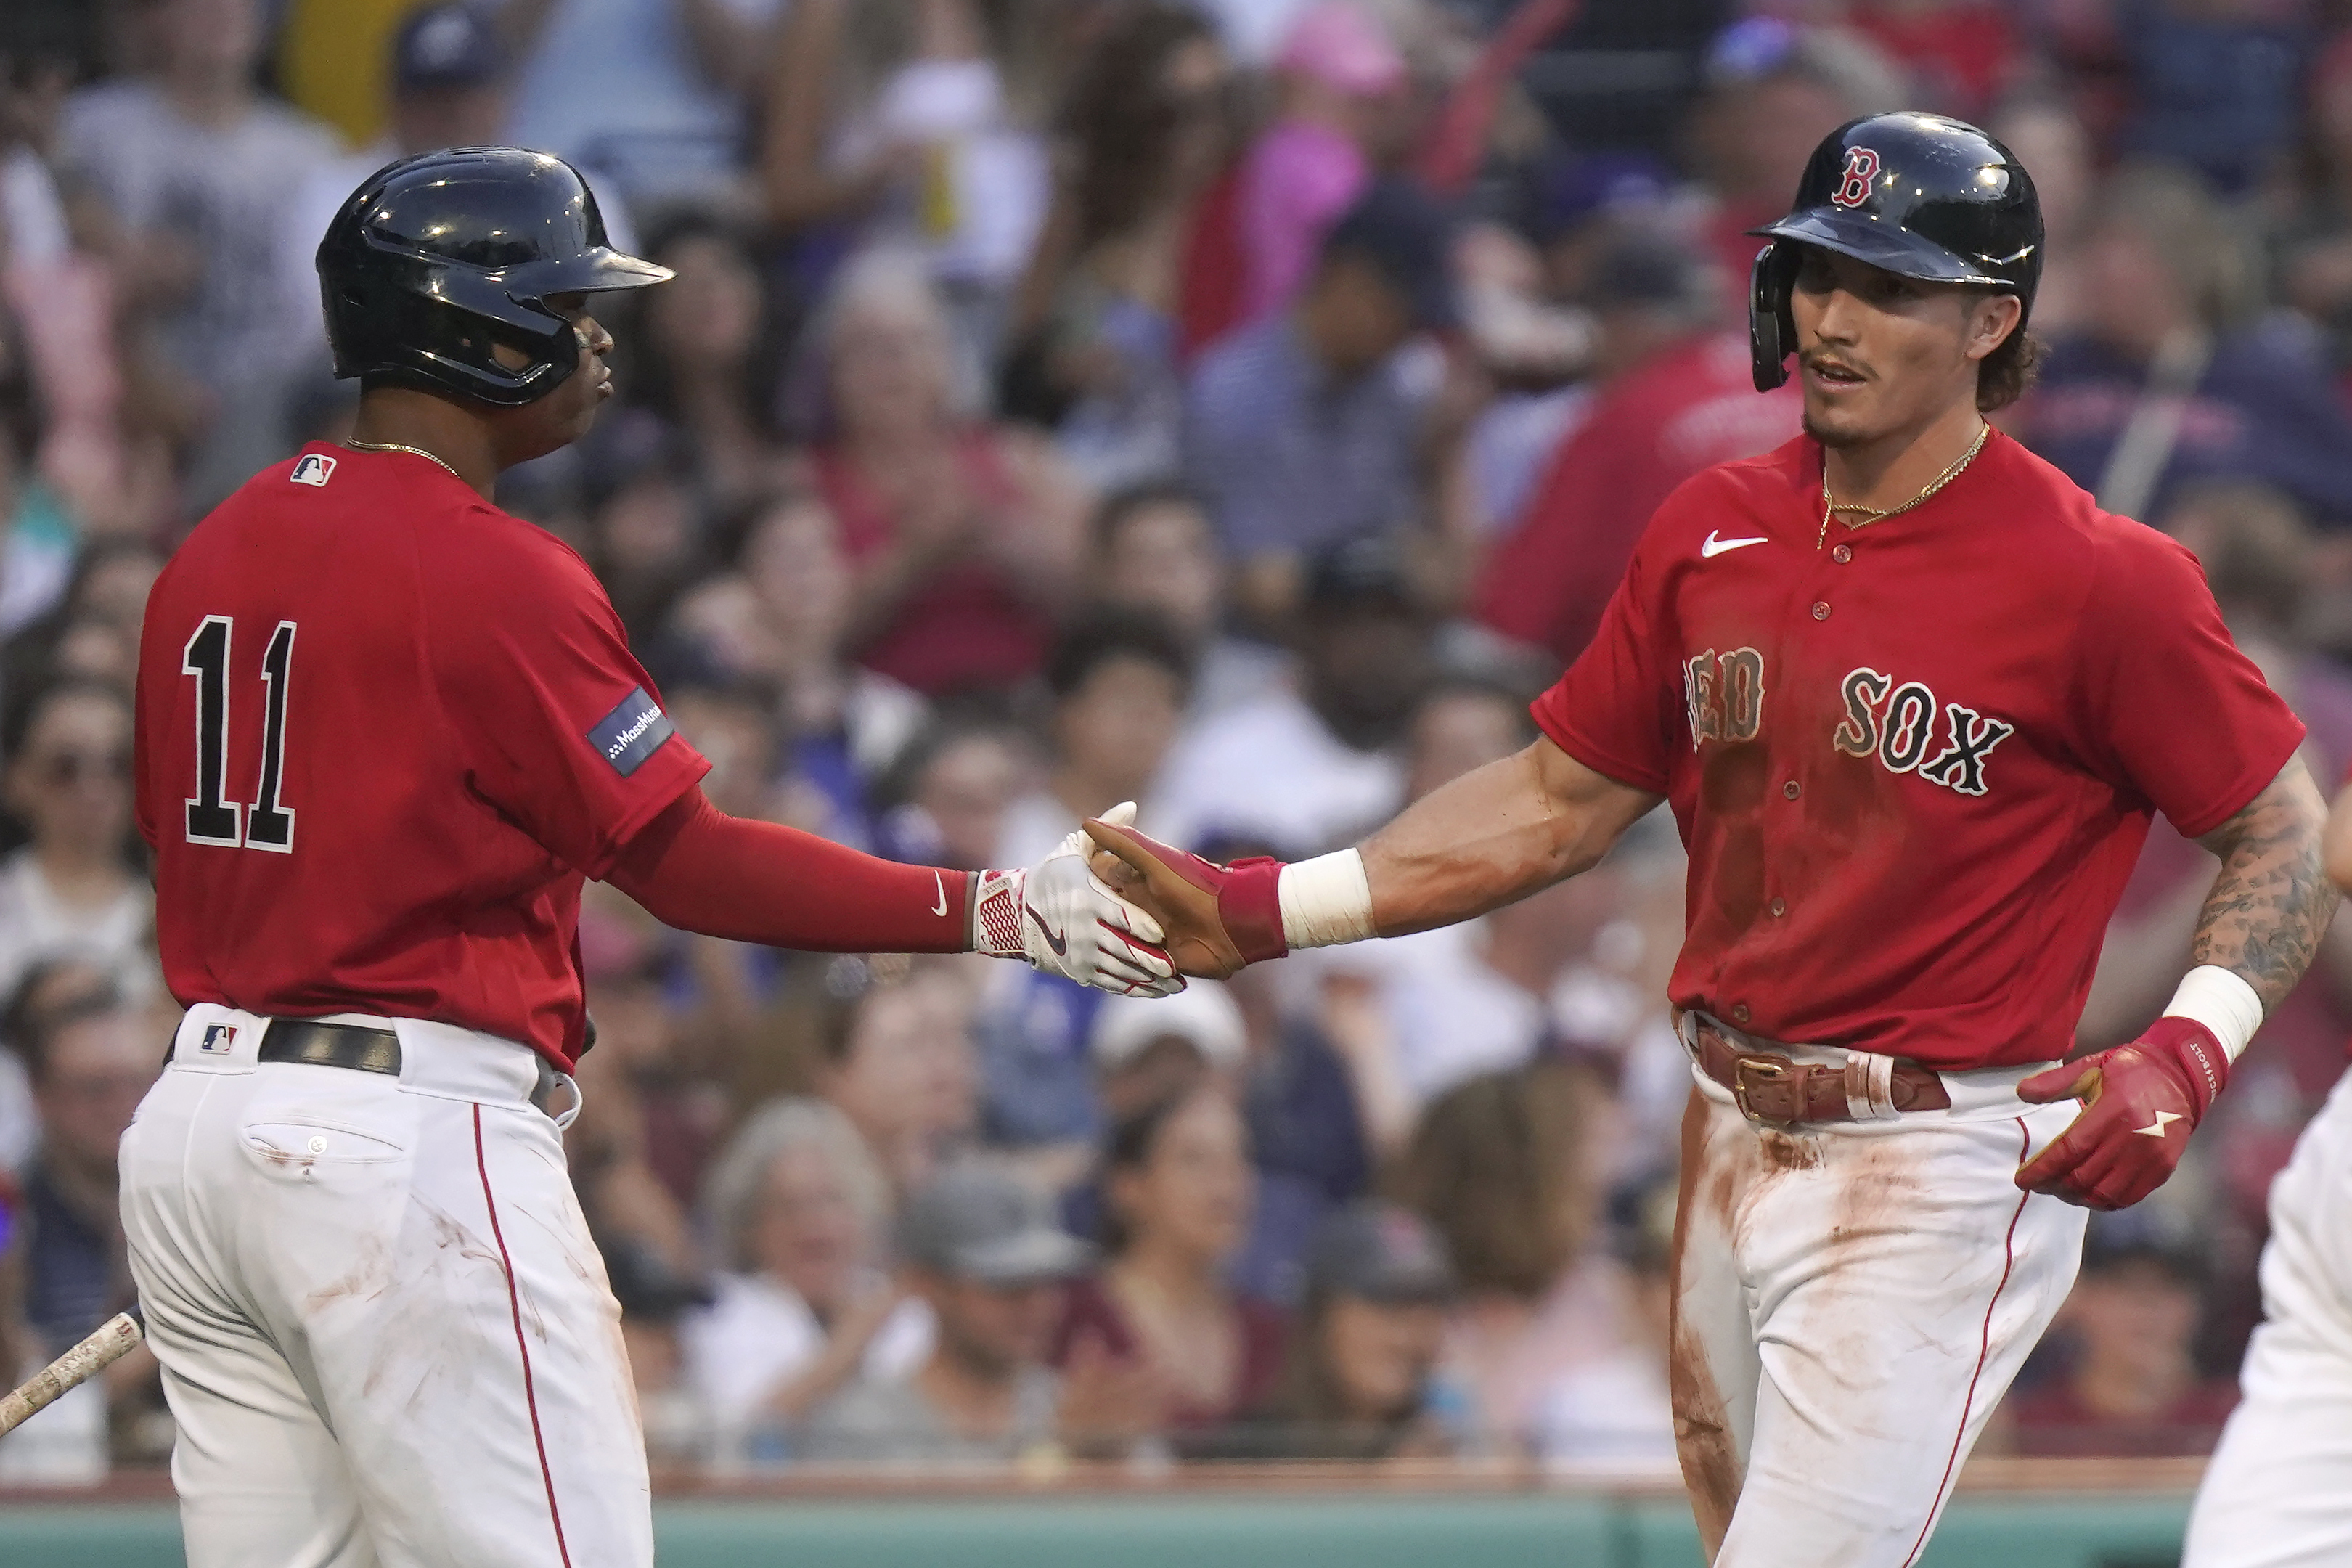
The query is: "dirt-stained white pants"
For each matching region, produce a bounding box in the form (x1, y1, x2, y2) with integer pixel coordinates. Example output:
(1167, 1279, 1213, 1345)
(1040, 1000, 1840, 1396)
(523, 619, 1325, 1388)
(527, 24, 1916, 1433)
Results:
(119, 1004, 651, 1568)
(2184, 1065, 2352, 1568)
(1670, 1020, 2087, 1567)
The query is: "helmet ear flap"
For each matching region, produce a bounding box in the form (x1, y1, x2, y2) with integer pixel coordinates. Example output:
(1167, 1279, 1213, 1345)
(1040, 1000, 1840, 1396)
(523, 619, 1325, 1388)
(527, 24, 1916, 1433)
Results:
(1749, 243, 1798, 393)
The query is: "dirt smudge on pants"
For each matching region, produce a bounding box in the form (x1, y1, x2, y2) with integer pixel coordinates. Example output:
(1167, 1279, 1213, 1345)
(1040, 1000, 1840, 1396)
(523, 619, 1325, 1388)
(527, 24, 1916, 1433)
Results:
(1673, 1089, 1741, 1561)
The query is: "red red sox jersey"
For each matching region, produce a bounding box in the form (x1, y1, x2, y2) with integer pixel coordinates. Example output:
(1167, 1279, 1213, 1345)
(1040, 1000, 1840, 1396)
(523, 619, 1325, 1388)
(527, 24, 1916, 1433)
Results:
(1531, 429, 2304, 1071)
(134, 444, 711, 1068)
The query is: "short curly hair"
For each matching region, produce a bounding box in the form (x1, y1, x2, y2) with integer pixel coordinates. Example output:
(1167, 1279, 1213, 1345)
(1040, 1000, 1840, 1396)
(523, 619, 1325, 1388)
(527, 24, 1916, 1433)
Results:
(1977, 321, 2044, 413)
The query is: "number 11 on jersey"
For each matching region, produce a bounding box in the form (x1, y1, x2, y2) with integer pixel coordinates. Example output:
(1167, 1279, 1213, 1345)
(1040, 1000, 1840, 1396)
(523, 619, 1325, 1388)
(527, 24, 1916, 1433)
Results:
(182, 615, 298, 852)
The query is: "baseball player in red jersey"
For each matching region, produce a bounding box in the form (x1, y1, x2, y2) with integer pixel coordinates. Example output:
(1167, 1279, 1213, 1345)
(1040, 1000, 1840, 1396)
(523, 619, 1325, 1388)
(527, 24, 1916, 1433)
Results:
(2184, 768, 2352, 1568)
(1087, 114, 2339, 1565)
(120, 148, 1175, 1568)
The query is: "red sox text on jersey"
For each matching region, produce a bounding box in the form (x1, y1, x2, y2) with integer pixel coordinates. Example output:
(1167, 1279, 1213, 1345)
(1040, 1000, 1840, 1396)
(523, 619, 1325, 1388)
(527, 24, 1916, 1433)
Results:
(1683, 648, 2016, 798)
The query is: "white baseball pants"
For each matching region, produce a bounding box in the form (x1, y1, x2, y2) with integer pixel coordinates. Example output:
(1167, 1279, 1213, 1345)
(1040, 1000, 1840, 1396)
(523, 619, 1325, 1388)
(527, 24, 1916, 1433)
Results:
(1671, 1027, 2088, 1568)
(119, 1005, 652, 1568)
(2183, 1064, 2352, 1568)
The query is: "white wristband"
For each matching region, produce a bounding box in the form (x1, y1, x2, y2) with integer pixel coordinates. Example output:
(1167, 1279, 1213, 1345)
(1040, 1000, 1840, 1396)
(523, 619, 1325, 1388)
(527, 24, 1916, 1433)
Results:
(1278, 850, 1376, 950)
(2162, 965, 2264, 1063)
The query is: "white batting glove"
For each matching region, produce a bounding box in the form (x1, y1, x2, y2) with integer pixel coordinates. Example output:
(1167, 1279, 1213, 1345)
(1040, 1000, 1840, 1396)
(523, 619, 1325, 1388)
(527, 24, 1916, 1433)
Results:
(971, 803, 1185, 997)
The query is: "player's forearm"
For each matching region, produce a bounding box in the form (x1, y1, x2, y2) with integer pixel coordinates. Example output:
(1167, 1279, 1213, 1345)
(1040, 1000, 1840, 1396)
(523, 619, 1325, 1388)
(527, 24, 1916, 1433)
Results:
(1359, 738, 1661, 938)
(606, 791, 974, 954)
(2189, 757, 2338, 1016)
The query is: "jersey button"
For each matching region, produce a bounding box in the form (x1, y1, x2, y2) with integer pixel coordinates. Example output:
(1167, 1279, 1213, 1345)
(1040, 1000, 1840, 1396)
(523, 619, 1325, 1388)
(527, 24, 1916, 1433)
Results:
(1771, 898, 1787, 918)
(1731, 1003, 1752, 1025)
(1832, 544, 1853, 563)
(1782, 780, 1800, 800)
(1811, 601, 1831, 620)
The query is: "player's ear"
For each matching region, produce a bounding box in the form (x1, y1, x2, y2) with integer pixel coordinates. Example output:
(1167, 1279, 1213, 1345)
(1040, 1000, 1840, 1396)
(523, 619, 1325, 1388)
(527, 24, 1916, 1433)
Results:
(1964, 292, 2022, 364)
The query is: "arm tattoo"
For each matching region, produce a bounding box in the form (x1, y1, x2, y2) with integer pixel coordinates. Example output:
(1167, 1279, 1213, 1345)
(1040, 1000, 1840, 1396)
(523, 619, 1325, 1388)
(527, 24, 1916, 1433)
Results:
(2191, 764, 2341, 1014)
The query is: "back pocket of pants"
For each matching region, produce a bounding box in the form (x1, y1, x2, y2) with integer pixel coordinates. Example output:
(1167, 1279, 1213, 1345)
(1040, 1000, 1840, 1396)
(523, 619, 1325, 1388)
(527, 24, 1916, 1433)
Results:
(242, 1119, 408, 1175)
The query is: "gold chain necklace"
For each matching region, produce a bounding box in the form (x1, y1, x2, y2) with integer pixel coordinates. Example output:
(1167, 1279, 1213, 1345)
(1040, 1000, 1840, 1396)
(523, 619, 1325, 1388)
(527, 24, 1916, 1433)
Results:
(343, 438, 462, 482)
(1818, 422, 1989, 550)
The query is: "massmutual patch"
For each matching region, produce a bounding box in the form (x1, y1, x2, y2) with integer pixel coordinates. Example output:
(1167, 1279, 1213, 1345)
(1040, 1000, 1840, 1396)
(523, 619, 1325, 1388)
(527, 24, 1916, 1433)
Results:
(587, 685, 675, 777)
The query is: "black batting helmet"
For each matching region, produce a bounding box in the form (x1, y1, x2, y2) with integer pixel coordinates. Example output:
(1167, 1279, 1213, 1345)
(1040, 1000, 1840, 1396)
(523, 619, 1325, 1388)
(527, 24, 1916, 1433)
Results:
(1747, 112, 2041, 393)
(316, 147, 672, 408)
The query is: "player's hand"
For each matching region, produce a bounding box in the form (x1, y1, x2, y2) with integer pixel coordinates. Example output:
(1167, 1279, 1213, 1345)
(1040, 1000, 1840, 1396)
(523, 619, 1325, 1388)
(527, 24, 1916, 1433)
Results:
(1080, 818, 1285, 979)
(972, 804, 1181, 996)
(2013, 1018, 2229, 1210)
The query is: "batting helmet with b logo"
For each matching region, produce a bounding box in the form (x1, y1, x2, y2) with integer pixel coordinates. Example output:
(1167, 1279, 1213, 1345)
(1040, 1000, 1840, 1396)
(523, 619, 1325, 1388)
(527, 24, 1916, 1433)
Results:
(1746, 113, 2042, 392)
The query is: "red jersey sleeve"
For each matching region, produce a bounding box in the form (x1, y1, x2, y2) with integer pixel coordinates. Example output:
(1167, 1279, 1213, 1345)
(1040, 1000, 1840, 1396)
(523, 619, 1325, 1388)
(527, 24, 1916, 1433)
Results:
(1527, 515, 1678, 793)
(2072, 526, 2306, 838)
(425, 514, 710, 878)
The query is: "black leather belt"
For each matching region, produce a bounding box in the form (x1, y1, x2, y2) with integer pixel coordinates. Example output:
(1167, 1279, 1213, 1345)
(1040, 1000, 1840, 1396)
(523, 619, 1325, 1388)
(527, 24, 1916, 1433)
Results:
(250, 1019, 565, 1114)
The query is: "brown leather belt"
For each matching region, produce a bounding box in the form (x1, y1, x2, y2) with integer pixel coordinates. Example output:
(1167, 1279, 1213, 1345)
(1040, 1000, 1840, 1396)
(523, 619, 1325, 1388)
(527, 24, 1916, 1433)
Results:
(1687, 1016, 1951, 1127)
(252, 1020, 567, 1114)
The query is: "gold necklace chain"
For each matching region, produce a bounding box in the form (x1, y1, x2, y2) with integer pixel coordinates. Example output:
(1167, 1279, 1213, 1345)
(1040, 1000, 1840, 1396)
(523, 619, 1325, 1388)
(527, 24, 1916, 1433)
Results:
(1817, 422, 1989, 550)
(343, 438, 462, 482)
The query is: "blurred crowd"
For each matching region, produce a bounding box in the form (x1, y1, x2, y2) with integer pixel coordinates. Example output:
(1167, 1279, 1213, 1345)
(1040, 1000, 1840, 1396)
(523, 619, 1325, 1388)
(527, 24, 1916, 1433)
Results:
(0, 0, 2349, 1481)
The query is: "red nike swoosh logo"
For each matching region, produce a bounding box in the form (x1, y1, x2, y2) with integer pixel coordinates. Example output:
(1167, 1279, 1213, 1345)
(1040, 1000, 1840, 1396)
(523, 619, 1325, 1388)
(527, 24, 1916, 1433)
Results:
(1025, 907, 1069, 957)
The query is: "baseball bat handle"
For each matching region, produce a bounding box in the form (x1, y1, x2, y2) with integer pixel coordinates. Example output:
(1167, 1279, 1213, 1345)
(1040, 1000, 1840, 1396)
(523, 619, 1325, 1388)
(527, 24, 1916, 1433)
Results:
(0, 1312, 145, 1438)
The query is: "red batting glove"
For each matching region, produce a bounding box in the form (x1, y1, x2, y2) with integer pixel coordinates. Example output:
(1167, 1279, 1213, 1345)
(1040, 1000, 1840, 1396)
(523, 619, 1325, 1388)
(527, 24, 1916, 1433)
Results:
(1079, 819, 1286, 979)
(2014, 1017, 2229, 1211)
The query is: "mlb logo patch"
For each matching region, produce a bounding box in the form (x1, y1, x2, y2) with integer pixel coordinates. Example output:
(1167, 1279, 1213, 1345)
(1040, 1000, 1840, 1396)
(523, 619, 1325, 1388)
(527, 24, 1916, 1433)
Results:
(290, 454, 337, 488)
(199, 1024, 240, 1055)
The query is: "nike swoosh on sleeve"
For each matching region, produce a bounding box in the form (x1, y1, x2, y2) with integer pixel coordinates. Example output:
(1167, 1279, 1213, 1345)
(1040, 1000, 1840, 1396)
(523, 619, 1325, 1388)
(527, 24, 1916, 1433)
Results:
(931, 871, 949, 917)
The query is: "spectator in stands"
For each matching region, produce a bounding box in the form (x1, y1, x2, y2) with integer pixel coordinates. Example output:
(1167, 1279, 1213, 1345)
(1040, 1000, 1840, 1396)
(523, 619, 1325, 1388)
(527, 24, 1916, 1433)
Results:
(761, 0, 1061, 360)
(1476, 230, 1798, 666)
(1090, 981, 1249, 1126)
(802, 250, 1090, 695)
(684, 1099, 936, 1463)
(3, 538, 166, 706)
(1054, 1082, 1288, 1440)
(995, 611, 1191, 868)
(813, 963, 981, 1198)
(628, 218, 793, 517)
(2270, 29, 2352, 375)
(1234, 2, 1408, 327)
(1391, 1060, 1615, 1454)
(1461, 152, 1670, 541)
(1847, 0, 2022, 121)
(565, 889, 708, 1318)
(582, 412, 713, 645)
(1085, 483, 1287, 719)
(1684, 17, 1904, 299)
(1154, 539, 1428, 856)
(968, 613, 1192, 1167)
(57, 0, 339, 505)
(801, 1161, 1147, 1463)
(1986, 95, 2096, 342)
(11, 978, 164, 1451)
(2117, 0, 2309, 195)
(1047, 979, 1251, 1245)
(872, 715, 1032, 871)
(1185, 180, 1474, 630)
(280, 4, 518, 374)
(2009, 1209, 2240, 1457)
(1532, 1172, 1677, 1466)
(2025, 163, 2352, 527)
(502, 0, 783, 215)
(0, 332, 78, 645)
(1003, 4, 1233, 490)
(1220, 1199, 1457, 1459)
(0, 681, 151, 1007)
(668, 490, 928, 848)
